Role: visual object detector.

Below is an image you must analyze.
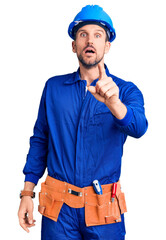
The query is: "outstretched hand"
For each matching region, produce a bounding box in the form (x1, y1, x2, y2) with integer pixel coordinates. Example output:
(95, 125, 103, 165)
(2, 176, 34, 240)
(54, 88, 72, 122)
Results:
(88, 63, 127, 119)
(87, 62, 119, 105)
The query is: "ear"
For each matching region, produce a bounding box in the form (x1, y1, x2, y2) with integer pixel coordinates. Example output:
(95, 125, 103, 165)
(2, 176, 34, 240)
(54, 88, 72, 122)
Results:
(72, 41, 77, 53)
(104, 41, 111, 54)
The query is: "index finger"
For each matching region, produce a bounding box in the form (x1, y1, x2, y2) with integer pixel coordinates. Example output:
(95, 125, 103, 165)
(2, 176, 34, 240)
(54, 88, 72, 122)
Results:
(19, 215, 30, 233)
(98, 62, 107, 80)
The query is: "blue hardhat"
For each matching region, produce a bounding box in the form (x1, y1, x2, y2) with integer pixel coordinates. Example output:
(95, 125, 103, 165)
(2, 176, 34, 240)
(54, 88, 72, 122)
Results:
(68, 5, 116, 42)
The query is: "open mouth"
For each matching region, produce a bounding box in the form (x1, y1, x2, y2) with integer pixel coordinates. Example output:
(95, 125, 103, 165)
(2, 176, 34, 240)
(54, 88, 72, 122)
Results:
(84, 47, 96, 54)
(85, 49, 95, 53)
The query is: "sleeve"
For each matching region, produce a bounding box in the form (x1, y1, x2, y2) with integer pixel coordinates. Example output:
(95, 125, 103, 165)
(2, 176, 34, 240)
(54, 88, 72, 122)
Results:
(23, 82, 49, 185)
(113, 82, 148, 138)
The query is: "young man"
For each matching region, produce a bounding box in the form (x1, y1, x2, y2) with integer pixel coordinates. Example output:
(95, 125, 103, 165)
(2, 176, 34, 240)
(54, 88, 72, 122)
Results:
(18, 5, 148, 240)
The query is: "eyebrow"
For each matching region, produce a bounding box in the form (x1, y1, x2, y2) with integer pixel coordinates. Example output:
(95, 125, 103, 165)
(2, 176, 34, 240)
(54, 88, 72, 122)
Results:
(77, 29, 105, 34)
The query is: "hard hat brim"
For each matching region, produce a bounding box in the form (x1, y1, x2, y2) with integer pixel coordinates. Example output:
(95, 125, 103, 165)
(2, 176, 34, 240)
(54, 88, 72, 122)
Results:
(68, 19, 116, 42)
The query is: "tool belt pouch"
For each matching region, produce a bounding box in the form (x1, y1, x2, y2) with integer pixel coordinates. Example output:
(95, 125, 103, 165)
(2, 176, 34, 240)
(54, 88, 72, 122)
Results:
(85, 189, 127, 227)
(38, 177, 127, 227)
(38, 182, 64, 222)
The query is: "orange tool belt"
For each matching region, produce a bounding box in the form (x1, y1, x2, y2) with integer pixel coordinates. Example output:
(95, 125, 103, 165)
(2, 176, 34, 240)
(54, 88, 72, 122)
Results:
(38, 175, 127, 227)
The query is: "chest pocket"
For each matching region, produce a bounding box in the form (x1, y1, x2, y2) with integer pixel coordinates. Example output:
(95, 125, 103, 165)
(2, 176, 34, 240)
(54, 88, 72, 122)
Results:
(94, 102, 111, 114)
(94, 103, 113, 124)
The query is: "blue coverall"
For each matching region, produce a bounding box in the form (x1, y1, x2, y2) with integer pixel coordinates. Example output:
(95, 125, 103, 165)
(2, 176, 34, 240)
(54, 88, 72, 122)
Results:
(23, 64, 148, 239)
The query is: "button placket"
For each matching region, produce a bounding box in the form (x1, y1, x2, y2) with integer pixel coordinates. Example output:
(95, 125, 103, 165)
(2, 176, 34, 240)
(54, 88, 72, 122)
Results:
(75, 82, 91, 187)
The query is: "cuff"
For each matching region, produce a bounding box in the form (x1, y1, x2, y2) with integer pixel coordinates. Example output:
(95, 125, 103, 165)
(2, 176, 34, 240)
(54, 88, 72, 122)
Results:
(24, 173, 40, 185)
(113, 105, 133, 127)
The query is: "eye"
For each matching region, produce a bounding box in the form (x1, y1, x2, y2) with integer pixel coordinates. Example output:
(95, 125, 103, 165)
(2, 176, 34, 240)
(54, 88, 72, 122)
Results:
(80, 32, 87, 37)
(95, 33, 101, 38)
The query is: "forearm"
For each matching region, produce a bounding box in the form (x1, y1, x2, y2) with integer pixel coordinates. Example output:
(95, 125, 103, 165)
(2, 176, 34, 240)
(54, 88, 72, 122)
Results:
(106, 98, 148, 138)
(23, 82, 48, 185)
(23, 181, 36, 191)
(111, 101, 148, 138)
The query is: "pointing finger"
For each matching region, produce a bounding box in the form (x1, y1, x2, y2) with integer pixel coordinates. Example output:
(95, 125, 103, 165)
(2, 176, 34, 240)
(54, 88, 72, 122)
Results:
(98, 62, 106, 80)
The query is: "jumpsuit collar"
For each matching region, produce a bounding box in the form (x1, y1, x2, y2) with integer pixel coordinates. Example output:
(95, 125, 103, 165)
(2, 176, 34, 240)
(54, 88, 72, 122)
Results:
(64, 64, 110, 86)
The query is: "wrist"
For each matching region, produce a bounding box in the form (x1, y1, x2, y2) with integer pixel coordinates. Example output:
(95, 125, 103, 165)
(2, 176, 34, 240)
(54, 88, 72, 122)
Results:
(20, 182, 36, 199)
(20, 190, 35, 199)
(105, 99, 127, 120)
(20, 195, 33, 200)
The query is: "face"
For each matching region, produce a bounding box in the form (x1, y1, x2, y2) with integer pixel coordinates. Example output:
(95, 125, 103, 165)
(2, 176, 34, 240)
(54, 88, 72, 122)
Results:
(72, 24, 111, 69)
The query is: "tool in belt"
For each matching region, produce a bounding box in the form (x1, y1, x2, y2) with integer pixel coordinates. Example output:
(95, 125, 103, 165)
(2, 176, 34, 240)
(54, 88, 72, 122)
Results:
(38, 175, 127, 227)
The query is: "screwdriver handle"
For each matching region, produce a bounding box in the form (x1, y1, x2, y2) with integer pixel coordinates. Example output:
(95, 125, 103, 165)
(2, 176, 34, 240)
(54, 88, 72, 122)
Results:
(93, 180, 103, 195)
(111, 183, 117, 202)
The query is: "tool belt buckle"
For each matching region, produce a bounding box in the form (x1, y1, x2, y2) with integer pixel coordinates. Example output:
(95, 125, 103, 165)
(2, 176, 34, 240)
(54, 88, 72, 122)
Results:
(68, 188, 83, 197)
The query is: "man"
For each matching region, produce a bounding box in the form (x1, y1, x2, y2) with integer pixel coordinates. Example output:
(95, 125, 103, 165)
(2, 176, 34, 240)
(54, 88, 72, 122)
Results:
(18, 5, 148, 240)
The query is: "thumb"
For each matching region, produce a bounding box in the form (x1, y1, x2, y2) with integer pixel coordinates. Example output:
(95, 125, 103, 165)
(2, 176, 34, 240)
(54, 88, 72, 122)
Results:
(28, 210, 34, 225)
(87, 86, 96, 94)
(88, 85, 105, 103)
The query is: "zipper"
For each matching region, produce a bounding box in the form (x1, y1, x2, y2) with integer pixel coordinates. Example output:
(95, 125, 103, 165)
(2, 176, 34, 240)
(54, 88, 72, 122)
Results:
(82, 80, 87, 100)
(74, 81, 89, 186)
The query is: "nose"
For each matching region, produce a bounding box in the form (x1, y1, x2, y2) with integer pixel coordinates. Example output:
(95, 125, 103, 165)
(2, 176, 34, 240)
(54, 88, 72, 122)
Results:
(88, 40, 93, 45)
(87, 34, 94, 45)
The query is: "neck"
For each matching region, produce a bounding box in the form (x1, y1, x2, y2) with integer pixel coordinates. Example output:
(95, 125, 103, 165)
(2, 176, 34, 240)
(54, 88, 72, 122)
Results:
(79, 60, 104, 86)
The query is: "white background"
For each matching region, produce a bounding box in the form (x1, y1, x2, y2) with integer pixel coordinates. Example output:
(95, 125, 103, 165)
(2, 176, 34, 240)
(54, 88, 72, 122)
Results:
(1, 0, 166, 239)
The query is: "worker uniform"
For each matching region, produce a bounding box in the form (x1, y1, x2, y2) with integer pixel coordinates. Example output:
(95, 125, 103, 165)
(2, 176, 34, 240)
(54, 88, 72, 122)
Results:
(23, 64, 148, 239)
